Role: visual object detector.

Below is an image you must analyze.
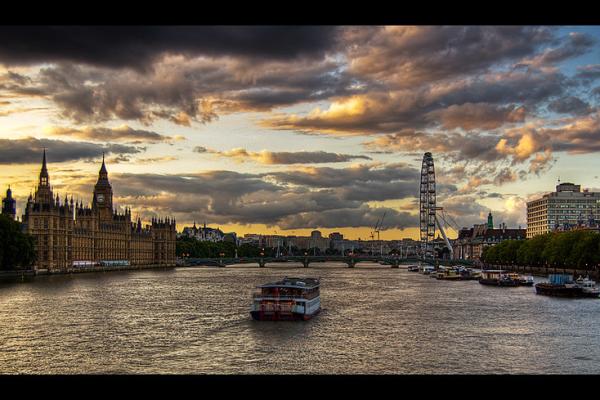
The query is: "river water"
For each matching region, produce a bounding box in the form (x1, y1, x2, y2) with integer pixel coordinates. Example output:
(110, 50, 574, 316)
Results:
(1, 263, 599, 374)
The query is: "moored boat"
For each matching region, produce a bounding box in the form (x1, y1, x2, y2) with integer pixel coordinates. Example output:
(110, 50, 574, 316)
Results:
(478, 270, 520, 287)
(435, 268, 462, 280)
(407, 265, 419, 272)
(576, 276, 600, 297)
(420, 265, 436, 275)
(505, 272, 534, 286)
(458, 267, 481, 280)
(250, 277, 321, 321)
(535, 274, 600, 298)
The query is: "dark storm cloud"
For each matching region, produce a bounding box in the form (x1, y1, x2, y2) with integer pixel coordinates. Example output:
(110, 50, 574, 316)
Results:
(4, 56, 358, 125)
(0, 26, 340, 70)
(0, 137, 141, 164)
(548, 96, 594, 116)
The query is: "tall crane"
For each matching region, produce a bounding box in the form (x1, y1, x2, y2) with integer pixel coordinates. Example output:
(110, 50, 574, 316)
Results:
(374, 211, 386, 241)
(369, 211, 387, 255)
(375, 211, 386, 255)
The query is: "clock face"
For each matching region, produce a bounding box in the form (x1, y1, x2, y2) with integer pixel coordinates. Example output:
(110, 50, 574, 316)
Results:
(97, 194, 105, 203)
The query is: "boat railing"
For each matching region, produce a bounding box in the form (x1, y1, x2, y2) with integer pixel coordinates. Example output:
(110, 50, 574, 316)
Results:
(252, 293, 319, 300)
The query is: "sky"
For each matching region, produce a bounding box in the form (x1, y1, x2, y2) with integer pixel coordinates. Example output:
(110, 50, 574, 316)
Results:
(1, 26, 600, 240)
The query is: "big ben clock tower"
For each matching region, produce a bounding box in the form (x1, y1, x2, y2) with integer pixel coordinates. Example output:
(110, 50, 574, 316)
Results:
(92, 153, 114, 220)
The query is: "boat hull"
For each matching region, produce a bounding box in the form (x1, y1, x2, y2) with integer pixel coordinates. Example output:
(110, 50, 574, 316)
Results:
(436, 275, 462, 280)
(251, 308, 321, 321)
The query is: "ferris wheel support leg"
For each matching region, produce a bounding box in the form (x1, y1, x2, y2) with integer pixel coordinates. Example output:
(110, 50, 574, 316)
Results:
(434, 214, 454, 259)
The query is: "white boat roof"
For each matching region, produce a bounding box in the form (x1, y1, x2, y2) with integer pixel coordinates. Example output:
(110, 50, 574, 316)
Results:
(257, 277, 320, 289)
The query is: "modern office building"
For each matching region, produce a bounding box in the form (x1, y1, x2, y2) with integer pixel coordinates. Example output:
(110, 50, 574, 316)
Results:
(526, 182, 600, 238)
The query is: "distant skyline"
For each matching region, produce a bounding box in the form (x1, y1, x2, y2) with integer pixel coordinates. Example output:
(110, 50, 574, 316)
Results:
(1, 26, 600, 240)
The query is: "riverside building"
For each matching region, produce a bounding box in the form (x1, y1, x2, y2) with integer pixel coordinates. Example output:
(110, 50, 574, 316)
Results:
(526, 182, 600, 238)
(1, 151, 177, 272)
(455, 213, 526, 260)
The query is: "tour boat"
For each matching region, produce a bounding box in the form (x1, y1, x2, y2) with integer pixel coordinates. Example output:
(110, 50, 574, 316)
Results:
(535, 274, 600, 298)
(250, 277, 321, 321)
(478, 270, 520, 287)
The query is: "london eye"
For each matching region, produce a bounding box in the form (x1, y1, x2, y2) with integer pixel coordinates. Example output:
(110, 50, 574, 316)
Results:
(419, 152, 453, 259)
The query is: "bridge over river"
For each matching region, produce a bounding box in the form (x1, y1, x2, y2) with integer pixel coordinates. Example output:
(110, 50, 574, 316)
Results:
(180, 255, 473, 268)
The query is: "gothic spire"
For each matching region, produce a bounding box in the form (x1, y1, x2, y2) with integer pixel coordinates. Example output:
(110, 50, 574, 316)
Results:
(98, 152, 108, 180)
(39, 148, 49, 186)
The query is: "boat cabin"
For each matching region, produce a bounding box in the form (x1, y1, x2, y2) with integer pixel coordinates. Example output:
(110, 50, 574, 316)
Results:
(255, 277, 320, 300)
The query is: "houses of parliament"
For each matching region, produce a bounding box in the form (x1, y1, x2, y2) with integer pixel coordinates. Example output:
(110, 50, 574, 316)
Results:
(1, 150, 176, 271)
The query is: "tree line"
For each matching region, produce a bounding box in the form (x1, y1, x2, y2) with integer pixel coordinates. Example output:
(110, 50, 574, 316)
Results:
(0, 215, 36, 270)
(481, 230, 600, 269)
(175, 237, 413, 258)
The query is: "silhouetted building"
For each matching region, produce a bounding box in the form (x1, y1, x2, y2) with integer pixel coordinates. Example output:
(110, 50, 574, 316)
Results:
(1, 186, 16, 220)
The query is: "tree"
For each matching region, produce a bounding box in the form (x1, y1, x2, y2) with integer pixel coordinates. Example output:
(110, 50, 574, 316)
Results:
(0, 215, 36, 270)
(517, 233, 550, 266)
(567, 231, 600, 269)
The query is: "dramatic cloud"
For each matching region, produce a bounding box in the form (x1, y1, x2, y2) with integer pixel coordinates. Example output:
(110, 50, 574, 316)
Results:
(262, 69, 569, 135)
(2, 27, 600, 234)
(428, 103, 527, 131)
(31, 161, 433, 231)
(45, 125, 178, 143)
(547, 96, 593, 116)
(344, 26, 557, 88)
(516, 32, 596, 69)
(0, 137, 141, 164)
(0, 26, 340, 70)
(3, 56, 358, 125)
(194, 147, 372, 164)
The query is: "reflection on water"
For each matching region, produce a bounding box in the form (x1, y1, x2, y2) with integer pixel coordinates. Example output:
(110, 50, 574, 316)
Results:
(1, 263, 599, 374)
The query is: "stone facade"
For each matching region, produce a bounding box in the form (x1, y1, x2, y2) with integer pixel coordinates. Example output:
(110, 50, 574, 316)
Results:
(15, 151, 176, 271)
(454, 221, 526, 260)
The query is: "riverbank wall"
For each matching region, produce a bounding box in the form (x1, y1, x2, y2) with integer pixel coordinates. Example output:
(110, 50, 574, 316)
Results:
(35, 264, 176, 276)
(0, 269, 36, 281)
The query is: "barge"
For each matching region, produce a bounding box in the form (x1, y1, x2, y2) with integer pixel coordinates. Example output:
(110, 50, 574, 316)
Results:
(535, 274, 600, 298)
